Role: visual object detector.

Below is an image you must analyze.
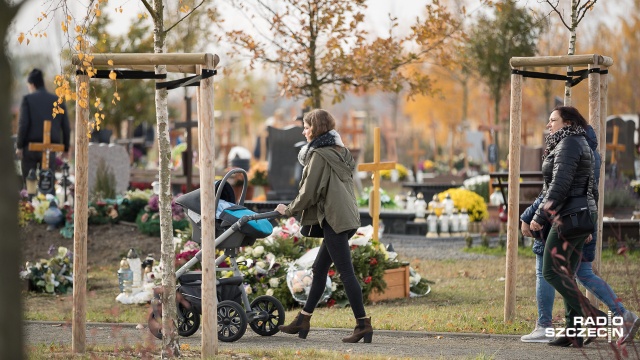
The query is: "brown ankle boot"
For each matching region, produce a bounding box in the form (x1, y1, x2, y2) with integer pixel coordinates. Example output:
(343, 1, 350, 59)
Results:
(279, 312, 311, 339)
(342, 317, 373, 343)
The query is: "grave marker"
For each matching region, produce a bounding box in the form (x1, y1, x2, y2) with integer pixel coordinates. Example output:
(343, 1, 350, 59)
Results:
(357, 127, 396, 242)
(88, 143, 131, 196)
(174, 96, 198, 191)
(266, 126, 306, 200)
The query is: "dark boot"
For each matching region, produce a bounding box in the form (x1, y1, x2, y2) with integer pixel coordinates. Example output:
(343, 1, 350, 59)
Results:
(279, 312, 311, 339)
(342, 317, 373, 343)
(549, 335, 583, 348)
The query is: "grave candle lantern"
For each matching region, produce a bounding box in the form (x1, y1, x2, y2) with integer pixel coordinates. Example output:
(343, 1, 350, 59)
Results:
(414, 192, 427, 222)
(117, 258, 133, 293)
(426, 211, 438, 238)
(26, 168, 38, 199)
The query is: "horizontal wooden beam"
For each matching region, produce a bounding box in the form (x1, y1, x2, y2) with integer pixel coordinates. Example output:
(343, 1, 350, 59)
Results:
(510, 54, 613, 68)
(92, 64, 198, 74)
(358, 162, 396, 172)
(72, 53, 219, 68)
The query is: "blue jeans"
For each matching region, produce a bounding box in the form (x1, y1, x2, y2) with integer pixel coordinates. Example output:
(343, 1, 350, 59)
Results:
(536, 254, 556, 328)
(535, 254, 627, 328)
(576, 261, 626, 316)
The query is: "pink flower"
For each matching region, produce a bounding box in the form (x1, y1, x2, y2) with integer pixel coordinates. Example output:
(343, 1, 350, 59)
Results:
(141, 213, 149, 223)
(363, 276, 372, 284)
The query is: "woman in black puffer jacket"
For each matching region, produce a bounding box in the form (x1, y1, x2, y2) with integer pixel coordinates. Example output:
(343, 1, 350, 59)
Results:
(529, 106, 604, 348)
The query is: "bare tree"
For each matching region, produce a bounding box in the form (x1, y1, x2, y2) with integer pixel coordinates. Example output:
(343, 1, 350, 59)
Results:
(543, 0, 598, 105)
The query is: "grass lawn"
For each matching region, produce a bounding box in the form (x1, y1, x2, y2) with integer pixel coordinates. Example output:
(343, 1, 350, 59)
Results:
(23, 247, 640, 337)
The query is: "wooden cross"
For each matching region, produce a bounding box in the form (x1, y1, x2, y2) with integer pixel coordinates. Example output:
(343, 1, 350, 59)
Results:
(217, 115, 236, 163)
(406, 137, 425, 174)
(458, 137, 473, 173)
(606, 125, 626, 165)
(357, 127, 396, 243)
(115, 117, 144, 164)
(174, 96, 199, 191)
(28, 120, 64, 170)
(340, 112, 365, 150)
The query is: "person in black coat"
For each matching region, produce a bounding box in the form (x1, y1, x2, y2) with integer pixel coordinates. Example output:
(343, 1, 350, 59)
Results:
(529, 106, 605, 348)
(15, 69, 70, 186)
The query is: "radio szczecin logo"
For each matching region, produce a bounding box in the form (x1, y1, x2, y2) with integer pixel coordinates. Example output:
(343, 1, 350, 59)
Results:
(545, 312, 623, 342)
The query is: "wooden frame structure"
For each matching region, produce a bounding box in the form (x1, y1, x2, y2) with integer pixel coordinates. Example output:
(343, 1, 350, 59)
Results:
(505, 54, 613, 321)
(70, 53, 220, 355)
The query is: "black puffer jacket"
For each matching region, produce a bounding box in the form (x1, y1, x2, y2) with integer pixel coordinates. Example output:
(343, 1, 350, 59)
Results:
(532, 134, 598, 226)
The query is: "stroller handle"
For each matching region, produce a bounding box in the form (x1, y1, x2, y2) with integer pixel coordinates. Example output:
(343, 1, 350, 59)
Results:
(245, 211, 282, 221)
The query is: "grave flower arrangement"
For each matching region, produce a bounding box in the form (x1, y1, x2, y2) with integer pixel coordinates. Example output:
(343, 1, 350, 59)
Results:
(357, 187, 397, 209)
(238, 218, 424, 310)
(118, 189, 153, 222)
(248, 161, 269, 186)
(136, 194, 190, 236)
(437, 187, 488, 222)
(20, 246, 73, 294)
(380, 163, 409, 181)
(87, 199, 119, 225)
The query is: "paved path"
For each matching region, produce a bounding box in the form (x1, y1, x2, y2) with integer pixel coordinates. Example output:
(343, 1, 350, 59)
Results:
(24, 321, 637, 359)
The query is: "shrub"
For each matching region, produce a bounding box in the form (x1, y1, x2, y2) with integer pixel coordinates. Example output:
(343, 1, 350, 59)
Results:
(93, 158, 116, 200)
(437, 188, 488, 222)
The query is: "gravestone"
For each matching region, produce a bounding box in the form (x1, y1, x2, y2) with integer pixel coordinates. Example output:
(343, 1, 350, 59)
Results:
(88, 143, 131, 196)
(465, 131, 484, 164)
(605, 117, 637, 178)
(266, 125, 306, 201)
(520, 146, 542, 171)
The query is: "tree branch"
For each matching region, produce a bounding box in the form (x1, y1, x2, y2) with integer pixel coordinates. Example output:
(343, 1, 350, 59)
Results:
(164, 0, 207, 34)
(544, 0, 571, 30)
(140, 0, 160, 24)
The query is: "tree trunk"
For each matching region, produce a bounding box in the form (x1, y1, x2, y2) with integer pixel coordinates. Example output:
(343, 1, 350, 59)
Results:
(0, 3, 24, 359)
(564, 0, 578, 106)
(152, 0, 180, 357)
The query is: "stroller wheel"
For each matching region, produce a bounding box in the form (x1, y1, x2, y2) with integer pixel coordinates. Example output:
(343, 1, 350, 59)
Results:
(217, 300, 247, 342)
(249, 295, 285, 336)
(177, 302, 200, 337)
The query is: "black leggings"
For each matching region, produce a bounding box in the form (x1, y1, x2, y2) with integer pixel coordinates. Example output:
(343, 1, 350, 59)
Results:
(302, 222, 365, 319)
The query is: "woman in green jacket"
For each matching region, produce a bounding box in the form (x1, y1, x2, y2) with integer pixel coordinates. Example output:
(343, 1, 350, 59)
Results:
(275, 109, 371, 343)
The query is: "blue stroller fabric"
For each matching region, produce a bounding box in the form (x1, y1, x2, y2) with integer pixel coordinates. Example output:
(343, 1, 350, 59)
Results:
(218, 205, 274, 238)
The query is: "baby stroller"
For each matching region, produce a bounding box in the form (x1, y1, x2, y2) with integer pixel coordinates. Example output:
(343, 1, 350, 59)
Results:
(148, 168, 285, 342)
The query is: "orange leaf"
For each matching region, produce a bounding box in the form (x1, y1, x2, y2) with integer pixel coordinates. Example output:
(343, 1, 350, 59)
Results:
(107, 59, 114, 66)
(18, 33, 24, 44)
(108, 71, 117, 80)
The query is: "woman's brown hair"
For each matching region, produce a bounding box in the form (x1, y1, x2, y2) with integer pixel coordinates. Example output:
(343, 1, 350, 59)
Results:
(303, 109, 336, 139)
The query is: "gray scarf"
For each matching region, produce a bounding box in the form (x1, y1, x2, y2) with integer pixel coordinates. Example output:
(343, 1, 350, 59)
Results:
(297, 130, 345, 166)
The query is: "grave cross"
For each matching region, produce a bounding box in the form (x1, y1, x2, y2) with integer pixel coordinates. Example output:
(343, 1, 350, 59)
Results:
(357, 127, 396, 242)
(28, 120, 65, 170)
(606, 125, 626, 165)
(340, 113, 365, 150)
(406, 137, 426, 174)
(174, 96, 199, 191)
(115, 117, 144, 164)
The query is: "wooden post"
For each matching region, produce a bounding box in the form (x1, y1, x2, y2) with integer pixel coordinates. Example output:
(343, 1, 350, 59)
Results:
(381, 117, 398, 162)
(72, 72, 89, 353)
(586, 63, 601, 305)
(504, 68, 523, 322)
(406, 137, 426, 174)
(357, 127, 396, 242)
(198, 61, 218, 356)
(28, 120, 65, 169)
(593, 66, 608, 302)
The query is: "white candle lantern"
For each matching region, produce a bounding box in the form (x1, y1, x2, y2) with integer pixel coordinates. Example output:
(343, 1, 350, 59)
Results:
(459, 208, 470, 233)
(426, 211, 438, 238)
(449, 209, 460, 236)
(406, 191, 416, 212)
(438, 213, 449, 237)
(414, 192, 427, 222)
(443, 193, 455, 215)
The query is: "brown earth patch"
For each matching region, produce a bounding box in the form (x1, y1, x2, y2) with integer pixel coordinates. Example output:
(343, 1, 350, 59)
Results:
(19, 222, 162, 267)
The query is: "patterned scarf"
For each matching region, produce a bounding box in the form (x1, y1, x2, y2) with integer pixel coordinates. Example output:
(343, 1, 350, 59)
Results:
(297, 130, 345, 166)
(542, 125, 586, 160)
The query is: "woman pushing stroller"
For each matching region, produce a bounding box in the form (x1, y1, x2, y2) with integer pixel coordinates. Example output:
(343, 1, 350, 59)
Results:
(275, 109, 373, 343)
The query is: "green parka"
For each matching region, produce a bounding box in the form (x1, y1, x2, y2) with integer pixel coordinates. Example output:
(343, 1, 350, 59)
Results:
(284, 145, 360, 234)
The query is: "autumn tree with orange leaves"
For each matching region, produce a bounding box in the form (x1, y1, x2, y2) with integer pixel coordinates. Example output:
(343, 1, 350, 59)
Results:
(222, 0, 464, 108)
